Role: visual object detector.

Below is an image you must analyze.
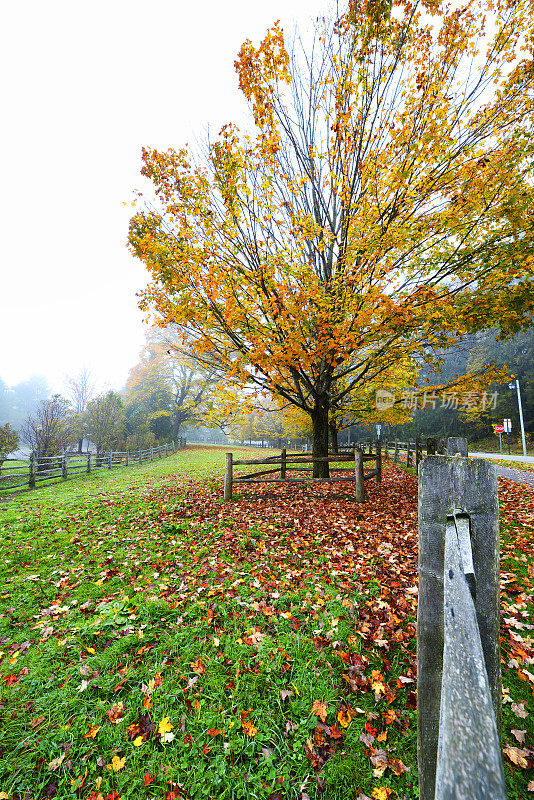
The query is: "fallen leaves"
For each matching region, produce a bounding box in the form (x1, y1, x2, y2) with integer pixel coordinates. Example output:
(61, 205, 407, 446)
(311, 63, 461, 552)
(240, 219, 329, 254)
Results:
(83, 724, 100, 739)
(503, 745, 531, 768)
(106, 702, 125, 724)
(311, 699, 328, 723)
(107, 755, 126, 772)
(48, 752, 66, 771)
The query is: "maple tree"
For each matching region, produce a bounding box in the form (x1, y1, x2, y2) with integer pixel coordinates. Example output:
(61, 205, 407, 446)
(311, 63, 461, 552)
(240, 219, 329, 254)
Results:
(130, 0, 534, 476)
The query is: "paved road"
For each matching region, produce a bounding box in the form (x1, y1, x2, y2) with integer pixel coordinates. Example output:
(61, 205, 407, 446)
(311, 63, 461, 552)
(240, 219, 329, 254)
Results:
(470, 451, 534, 464)
(468, 451, 534, 488)
(490, 464, 534, 489)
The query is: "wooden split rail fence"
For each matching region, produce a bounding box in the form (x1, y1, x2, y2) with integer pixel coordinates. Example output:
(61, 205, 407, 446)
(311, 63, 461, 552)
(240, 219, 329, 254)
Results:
(223, 445, 382, 501)
(0, 438, 186, 494)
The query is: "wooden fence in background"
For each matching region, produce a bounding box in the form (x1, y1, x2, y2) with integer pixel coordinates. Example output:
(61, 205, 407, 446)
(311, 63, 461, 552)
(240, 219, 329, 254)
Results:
(224, 446, 382, 501)
(0, 438, 186, 495)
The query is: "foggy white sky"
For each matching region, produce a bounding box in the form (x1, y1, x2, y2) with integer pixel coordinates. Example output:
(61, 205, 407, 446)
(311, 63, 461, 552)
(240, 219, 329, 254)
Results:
(0, 0, 328, 395)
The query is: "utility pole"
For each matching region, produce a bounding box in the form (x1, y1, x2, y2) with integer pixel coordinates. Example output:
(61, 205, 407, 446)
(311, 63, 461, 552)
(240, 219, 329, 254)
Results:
(509, 380, 527, 457)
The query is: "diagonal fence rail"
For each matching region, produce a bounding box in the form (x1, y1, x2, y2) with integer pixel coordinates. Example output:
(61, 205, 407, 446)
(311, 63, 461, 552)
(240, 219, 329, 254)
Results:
(418, 442, 507, 800)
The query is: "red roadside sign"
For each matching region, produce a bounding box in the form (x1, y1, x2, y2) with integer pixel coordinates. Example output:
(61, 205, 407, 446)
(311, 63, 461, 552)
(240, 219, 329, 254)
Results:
(494, 424, 504, 434)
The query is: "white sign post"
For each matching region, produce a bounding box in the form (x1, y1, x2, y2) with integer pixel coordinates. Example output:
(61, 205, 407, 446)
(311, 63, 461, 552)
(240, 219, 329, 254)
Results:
(504, 419, 512, 455)
(376, 424, 382, 441)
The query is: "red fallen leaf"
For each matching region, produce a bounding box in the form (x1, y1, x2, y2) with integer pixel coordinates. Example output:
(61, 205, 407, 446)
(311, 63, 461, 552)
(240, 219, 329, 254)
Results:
(207, 728, 224, 736)
(143, 770, 155, 786)
(406, 692, 417, 709)
(3, 674, 19, 685)
(329, 724, 342, 739)
(30, 715, 46, 728)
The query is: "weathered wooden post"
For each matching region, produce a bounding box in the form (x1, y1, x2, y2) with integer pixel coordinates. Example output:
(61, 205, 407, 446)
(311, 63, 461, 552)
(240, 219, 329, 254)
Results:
(376, 440, 382, 482)
(446, 437, 468, 456)
(281, 447, 287, 480)
(394, 439, 399, 463)
(126, 450, 129, 466)
(224, 453, 233, 501)
(354, 447, 365, 502)
(426, 437, 437, 455)
(62, 454, 68, 480)
(415, 437, 422, 471)
(165, 443, 168, 456)
(87, 452, 91, 473)
(29, 453, 35, 489)
(108, 451, 112, 469)
(417, 447, 501, 800)
(406, 439, 412, 467)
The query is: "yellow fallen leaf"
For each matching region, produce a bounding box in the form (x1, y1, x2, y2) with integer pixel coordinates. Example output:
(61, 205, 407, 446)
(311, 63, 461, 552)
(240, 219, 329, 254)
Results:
(107, 755, 126, 772)
(371, 788, 392, 800)
(133, 735, 144, 746)
(0, 792, 10, 799)
(83, 724, 99, 739)
(86, 647, 96, 655)
(158, 716, 174, 735)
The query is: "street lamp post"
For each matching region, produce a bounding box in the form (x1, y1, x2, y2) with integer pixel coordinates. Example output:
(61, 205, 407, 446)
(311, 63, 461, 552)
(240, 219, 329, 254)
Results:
(509, 380, 527, 457)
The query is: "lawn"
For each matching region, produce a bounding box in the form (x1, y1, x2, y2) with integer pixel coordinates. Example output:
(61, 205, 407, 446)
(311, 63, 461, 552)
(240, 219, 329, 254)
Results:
(0, 446, 532, 799)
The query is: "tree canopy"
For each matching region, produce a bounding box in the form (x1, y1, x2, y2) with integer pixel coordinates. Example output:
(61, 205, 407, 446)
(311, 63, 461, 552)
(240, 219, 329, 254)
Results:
(130, 0, 534, 475)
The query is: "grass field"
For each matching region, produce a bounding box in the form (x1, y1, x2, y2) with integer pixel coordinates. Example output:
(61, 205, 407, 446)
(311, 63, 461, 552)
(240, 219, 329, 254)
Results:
(0, 447, 532, 799)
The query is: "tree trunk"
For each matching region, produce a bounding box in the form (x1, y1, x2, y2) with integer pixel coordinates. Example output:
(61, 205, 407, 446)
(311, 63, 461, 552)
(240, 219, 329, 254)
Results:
(329, 422, 339, 454)
(311, 405, 330, 479)
(77, 437, 83, 454)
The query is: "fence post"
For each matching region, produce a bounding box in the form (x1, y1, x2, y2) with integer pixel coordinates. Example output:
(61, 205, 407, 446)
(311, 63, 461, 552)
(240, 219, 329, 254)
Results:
(394, 439, 399, 463)
(108, 451, 112, 469)
(126, 450, 129, 466)
(138, 448, 142, 463)
(87, 452, 91, 473)
(417, 449, 501, 800)
(406, 439, 412, 467)
(151, 447, 154, 461)
(224, 453, 233, 501)
(376, 440, 382, 482)
(354, 447, 365, 502)
(62, 454, 67, 480)
(165, 443, 168, 456)
(281, 447, 287, 480)
(415, 437, 422, 471)
(29, 453, 35, 488)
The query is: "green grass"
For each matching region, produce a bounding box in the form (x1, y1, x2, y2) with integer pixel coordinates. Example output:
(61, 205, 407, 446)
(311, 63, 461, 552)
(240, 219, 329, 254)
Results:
(0, 447, 532, 798)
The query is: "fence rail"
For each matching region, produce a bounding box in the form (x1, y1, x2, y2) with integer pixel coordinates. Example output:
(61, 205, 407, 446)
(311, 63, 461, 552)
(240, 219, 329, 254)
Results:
(224, 445, 382, 500)
(0, 438, 186, 495)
